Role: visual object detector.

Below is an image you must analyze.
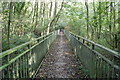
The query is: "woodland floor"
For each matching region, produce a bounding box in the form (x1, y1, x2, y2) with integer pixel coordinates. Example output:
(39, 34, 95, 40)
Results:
(35, 32, 82, 78)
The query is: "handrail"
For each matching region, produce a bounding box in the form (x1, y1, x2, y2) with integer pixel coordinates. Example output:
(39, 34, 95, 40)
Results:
(71, 34, 120, 70)
(69, 31, 120, 59)
(93, 49, 120, 70)
(0, 30, 57, 78)
(0, 32, 53, 58)
(65, 30, 120, 78)
(0, 34, 53, 71)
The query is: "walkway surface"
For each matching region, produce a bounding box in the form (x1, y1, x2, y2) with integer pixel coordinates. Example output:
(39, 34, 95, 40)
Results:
(35, 32, 81, 78)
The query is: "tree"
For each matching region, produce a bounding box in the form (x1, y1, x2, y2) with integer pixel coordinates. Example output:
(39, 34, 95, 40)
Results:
(85, 1, 89, 39)
(7, 2, 12, 49)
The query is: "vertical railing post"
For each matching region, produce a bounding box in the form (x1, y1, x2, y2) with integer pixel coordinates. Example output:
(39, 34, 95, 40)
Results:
(26, 53, 29, 78)
(118, 71, 120, 80)
(12, 63, 14, 78)
(18, 56, 21, 78)
(92, 44, 95, 50)
(22, 56, 24, 78)
(16, 59, 19, 78)
(78, 37, 80, 40)
(27, 44, 31, 77)
(25, 53, 27, 78)
(83, 39, 85, 44)
(14, 61, 17, 78)
(7, 55, 10, 78)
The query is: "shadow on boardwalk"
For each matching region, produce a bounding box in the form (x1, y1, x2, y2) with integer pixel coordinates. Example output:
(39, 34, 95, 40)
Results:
(35, 32, 82, 78)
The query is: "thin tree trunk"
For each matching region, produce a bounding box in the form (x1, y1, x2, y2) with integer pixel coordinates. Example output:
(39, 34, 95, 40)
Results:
(92, 0, 96, 41)
(110, 2, 114, 49)
(43, 3, 46, 35)
(109, 2, 112, 32)
(32, 3, 36, 23)
(118, 1, 120, 52)
(98, 2, 102, 39)
(35, 2, 38, 28)
(54, 0, 57, 17)
(85, 1, 89, 39)
(7, 2, 12, 49)
(49, 2, 52, 17)
(47, 2, 53, 34)
(113, 2, 117, 49)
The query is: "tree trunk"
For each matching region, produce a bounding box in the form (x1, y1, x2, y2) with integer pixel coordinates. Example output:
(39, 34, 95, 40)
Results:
(47, 2, 53, 34)
(92, 0, 96, 41)
(7, 2, 12, 49)
(42, 3, 46, 35)
(98, 2, 102, 39)
(109, 2, 112, 33)
(85, 2, 89, 39)
(113, 2, 117, 49)
(35, 2, 38, 28)
(54, 1, 57, 17)
(118, 1, 120, 52)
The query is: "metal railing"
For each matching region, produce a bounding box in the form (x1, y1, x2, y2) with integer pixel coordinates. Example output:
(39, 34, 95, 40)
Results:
(0, 31, 57, 78)
(65, 30, 120, 79)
